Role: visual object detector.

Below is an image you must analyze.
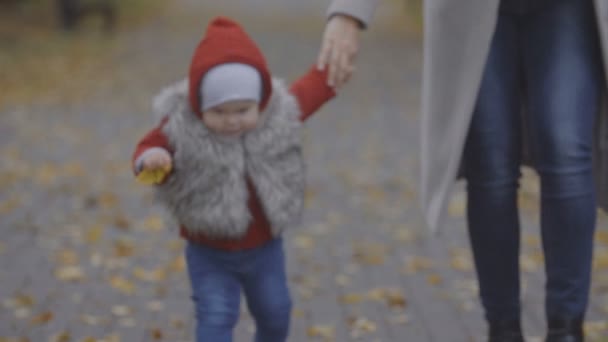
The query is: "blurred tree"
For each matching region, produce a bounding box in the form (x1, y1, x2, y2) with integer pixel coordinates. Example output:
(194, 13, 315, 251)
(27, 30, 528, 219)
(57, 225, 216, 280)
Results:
(57, 0, 116, 32)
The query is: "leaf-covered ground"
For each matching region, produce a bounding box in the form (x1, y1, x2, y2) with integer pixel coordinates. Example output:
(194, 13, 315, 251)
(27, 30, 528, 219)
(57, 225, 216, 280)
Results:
(1, 1, 607, 341)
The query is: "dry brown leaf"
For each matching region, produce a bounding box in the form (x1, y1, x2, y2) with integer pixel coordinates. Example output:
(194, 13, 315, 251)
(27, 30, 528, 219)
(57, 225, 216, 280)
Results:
(13, 293, 35, 308)
(168, 255, 186, 273)
(0, 197, 23, 215)
(98, 192, 119, 209)
(30, 311, 53, 325)
(596, 230, 608, 245)
(427, 274, 443, 286)
(150, 328, 163, 340)
(293, 235, 314, 250)
(448, 193, 466, 218)
(113, 239, 135, 258)
(352, 243, 386, 266)
(393, 228, 415, 243)
(48, 332, 71, 342)
(402, 256, 434, 274)
(34, 163, 59, 186)
(594, 251, 608, 270)
(450, 254, 473, 272)
(368, 288, 407, 309)
(348, 316, 377, 338)
(85, 225, 104, 245)
(113, 214, 131, 230)
(14, 307, 31, 319)
(111, 305, 131, 317)
(134, 267, 166, 283)
(334, 274, 351, 287)
(55, 249, 79, 266)
(142, 215, 164, 232)
(389, 313, 410, 325)
(119, 317, 136, 327)
(307, 324, 335, 340)
(292, 308, 305, 318)
(339, 293, 365, 305)
(55, 266, 85, 282)
(109, 276, 135, 295)
(80, 314, 103, 326)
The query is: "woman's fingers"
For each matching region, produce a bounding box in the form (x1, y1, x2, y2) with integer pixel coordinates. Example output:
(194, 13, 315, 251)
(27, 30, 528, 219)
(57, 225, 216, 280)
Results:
(317, 15, 361, 88)
(317, 36, 332, 71)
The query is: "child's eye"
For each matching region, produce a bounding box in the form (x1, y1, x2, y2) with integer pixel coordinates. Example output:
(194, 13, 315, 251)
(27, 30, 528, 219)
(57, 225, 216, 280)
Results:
(238, 108, 248, 114)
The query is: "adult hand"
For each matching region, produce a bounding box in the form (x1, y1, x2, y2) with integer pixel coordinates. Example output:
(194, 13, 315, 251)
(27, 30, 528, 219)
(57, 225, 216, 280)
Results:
(317, 15, 362, 89)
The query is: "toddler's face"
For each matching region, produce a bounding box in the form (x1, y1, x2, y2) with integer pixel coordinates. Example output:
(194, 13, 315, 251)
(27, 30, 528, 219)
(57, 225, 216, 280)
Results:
(202, 100, 260, 138)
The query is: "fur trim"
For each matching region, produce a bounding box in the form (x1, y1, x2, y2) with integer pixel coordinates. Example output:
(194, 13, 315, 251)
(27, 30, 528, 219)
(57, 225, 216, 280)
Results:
(152, 79, 189, 121)
(153, 78, 304, 239)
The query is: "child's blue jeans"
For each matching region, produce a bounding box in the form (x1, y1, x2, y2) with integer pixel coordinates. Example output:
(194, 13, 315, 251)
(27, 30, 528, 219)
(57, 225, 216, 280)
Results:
(185, 237, 292, 342)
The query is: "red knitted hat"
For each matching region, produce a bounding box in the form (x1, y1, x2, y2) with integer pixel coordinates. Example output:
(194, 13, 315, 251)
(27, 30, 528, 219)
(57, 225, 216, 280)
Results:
(188, 17, 272, 117)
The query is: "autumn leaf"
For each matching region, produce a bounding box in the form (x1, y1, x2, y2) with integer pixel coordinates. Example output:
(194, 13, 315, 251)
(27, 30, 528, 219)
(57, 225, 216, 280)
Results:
(111, 305, 131, 317)
(338, 293, 365, 305)
(427, 274, 443, 286)
(13, 293, 35, 308)
(85, 225, 104, 244)
(307, 324, 335, 340)
(113, 239, 135, 258)
(55, 249, 79, 266)
(146, 300, 164, 312)
(142, 215, 164, 232)
(352, 243, 386, 266)
(293, 234, 314, 250)
(55, 266, 85, 282)
(48, 332, 71, 342)
(150, 328, 163, 340)
(136, 164, 171, 185)
(113, 214, 131, 230)
(402, 256, 434, 274)
(367, 287, 407, 309)
(30, 311, 53, 325)
(334, 274, 351, 287)
(80, 314, 104, 326)
(109, 276, 135, 295)
(134, 267, 166, 282)
(348, 316, 377, 338)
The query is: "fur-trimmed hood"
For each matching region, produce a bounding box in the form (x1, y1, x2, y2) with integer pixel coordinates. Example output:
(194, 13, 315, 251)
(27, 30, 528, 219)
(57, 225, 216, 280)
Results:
(153, 77, 305, 239)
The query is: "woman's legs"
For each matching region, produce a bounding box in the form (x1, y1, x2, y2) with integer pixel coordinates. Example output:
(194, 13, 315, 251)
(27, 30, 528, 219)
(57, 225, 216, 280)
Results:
(464, 11, 524, 325)
(522, 0, 602, 323)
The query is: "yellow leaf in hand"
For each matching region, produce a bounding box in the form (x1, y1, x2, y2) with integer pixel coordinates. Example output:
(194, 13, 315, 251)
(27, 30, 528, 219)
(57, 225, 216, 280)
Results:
(136, 164, 171, 185)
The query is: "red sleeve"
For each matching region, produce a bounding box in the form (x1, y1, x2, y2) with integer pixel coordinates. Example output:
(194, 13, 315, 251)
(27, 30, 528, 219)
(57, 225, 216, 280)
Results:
(289, 66, 336, 121)
(132, 117, 172, 175)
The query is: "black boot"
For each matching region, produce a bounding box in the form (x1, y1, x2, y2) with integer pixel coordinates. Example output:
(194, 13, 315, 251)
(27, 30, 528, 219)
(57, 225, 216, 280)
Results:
(489, 319, 525, 342)
(546, 317, 584, 342)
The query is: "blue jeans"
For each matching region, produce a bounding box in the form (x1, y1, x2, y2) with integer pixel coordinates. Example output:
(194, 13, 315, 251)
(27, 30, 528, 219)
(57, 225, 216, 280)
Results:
(185, 238, 292, 342)
(464, 0, 602, 322)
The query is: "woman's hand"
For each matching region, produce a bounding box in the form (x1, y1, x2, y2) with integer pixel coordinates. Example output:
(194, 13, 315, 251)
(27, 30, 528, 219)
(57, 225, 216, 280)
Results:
(317, 15, 362, 89)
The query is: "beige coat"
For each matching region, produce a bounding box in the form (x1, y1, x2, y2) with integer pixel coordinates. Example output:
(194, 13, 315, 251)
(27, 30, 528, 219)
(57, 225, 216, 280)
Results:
(328, 0, 608, 233)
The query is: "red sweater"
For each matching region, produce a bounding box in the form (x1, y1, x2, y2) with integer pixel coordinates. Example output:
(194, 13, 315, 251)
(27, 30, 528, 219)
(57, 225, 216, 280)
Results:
(133, 67, 335, 250)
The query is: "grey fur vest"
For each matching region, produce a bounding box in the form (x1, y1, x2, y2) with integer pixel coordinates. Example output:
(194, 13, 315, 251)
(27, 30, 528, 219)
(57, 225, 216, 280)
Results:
(152, 78, 305, 239)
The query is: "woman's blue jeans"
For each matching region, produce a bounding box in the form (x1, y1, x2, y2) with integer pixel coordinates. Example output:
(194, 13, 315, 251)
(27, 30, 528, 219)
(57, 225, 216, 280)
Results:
(185, 238, 292, 342)
(464, 0, 602, 322)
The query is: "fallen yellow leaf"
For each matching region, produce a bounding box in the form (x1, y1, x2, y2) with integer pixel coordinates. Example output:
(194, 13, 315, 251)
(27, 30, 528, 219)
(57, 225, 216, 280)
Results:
(109, 276, 135, 295)
(30, 311, 53, 325)
(307, 324, 335, 340)
(136, 164, 171, 185)
(55, 266, 85, 282)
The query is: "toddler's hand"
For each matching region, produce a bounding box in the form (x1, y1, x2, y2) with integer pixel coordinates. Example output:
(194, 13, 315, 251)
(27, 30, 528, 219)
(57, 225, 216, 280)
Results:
(136, 149, 172, 185)
(142, 150, 172, 171)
